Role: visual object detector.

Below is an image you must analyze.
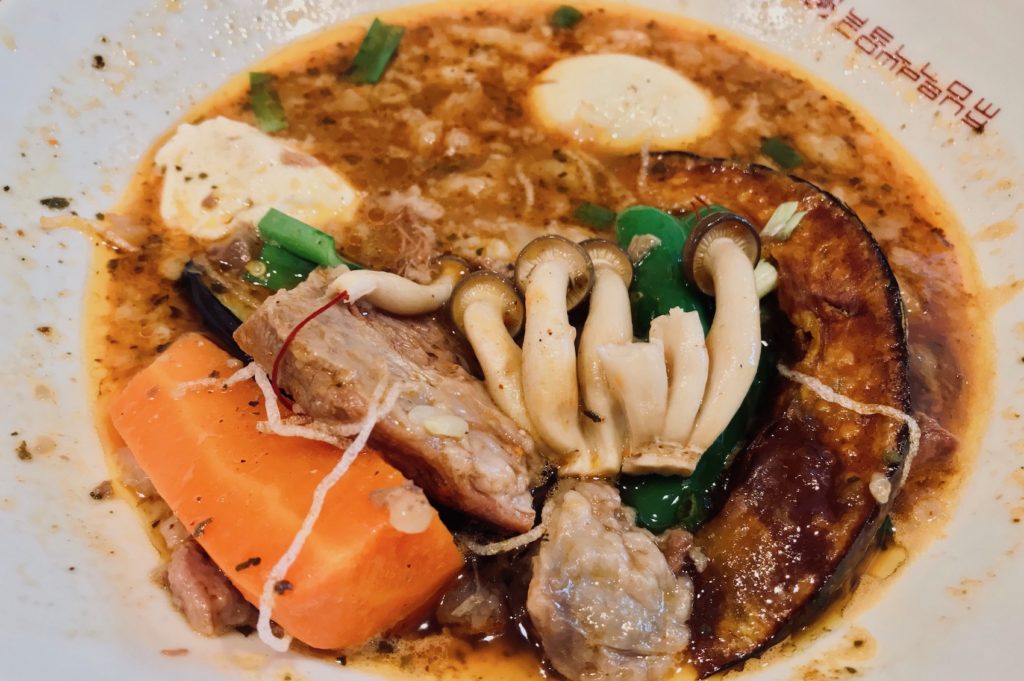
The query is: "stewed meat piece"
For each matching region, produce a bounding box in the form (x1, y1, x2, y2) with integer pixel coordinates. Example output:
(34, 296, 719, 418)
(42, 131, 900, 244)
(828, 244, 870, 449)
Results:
(527, 481, 693, 681)
(165, 540, 256, 636)
(234, 268, 541, 533)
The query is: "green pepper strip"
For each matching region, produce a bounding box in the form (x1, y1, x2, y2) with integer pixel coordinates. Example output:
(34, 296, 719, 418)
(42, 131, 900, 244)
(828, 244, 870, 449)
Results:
(243, 244, 317, 291)
(249, 72, 288, 133)
(345, 18, 405, 85)
(614, 204, 728, 338)
(256, 208, 360, 270)
(620, 331, 775, 533)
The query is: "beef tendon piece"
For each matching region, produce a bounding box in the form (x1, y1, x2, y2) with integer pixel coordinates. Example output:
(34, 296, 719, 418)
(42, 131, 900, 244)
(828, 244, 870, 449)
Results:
(637, 154, 910, 676)
(527, 481, 694, 681)
(234, 269, 541, 533)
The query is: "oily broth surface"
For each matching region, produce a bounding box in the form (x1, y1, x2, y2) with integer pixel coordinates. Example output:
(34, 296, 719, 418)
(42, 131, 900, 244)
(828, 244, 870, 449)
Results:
(88, 2, 988, 678)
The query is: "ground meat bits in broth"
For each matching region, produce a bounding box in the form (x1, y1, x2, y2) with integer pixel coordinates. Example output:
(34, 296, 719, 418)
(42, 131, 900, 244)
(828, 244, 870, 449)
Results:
(90, 3, 986, 679)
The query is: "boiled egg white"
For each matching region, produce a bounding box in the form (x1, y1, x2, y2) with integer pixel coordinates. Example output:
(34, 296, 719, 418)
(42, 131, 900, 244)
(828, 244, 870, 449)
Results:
(528, 53, 717, 153)
(154, 116, 360, 241)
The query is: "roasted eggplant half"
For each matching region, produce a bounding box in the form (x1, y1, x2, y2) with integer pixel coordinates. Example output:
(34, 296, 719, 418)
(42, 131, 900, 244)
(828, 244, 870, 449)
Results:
(634, 153, 910, 676)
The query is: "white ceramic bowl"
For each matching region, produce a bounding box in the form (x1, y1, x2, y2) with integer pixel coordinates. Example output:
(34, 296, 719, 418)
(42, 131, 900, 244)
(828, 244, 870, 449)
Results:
(1, 1, 1021, 679)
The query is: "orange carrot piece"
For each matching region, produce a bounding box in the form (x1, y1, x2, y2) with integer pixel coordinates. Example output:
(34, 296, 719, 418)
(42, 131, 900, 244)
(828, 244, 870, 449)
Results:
(110, 333, 463, 649)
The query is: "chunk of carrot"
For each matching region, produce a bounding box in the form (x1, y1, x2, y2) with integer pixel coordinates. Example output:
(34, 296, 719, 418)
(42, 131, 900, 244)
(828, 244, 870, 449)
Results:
(109, 333, 463, 649)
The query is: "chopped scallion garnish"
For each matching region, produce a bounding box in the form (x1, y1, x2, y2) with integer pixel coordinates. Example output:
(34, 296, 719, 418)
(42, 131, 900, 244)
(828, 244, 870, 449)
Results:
(249, 72, 288, 133)
(345, 18, 405, 85)
(753, 260, 778, 299)
(760, 201, 808, 240)
(573, 202, 616, 230)
(550, 5, 584, 29)
(244, 243, 317, 291)
(760, 136, 803, 170)
(257, 208, 361, 270)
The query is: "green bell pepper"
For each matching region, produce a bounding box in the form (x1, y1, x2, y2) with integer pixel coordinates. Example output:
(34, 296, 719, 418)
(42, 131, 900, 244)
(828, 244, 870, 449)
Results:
(614, 205, 729, 338)
(620, 308, 777, 533)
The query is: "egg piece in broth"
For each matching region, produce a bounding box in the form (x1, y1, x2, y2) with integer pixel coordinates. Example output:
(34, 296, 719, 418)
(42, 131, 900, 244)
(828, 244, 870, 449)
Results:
(528, 53, 716, 153)
(154, 116, 360, 241)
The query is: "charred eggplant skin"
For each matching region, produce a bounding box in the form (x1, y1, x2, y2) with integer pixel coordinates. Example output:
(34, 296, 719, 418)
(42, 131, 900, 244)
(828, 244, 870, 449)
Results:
(179, 262, 247, 360)
(636, 153, 909, 677)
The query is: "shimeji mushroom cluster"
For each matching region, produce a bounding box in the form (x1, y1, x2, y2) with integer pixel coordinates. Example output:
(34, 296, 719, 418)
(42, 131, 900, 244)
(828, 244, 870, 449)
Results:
(327, 212, 766, 478)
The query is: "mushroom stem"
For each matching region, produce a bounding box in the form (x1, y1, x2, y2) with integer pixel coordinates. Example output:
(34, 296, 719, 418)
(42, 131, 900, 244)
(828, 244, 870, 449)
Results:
(567, 267, 631, 476)
(522, 260, 588, 458)
(622, 442, 700, 476)
(462, 301, 532, 434)
(600, 341, 669, 454)
(686, 239, 761, 453)
(329, 260, 465, 315)
(650, 308, 708, 444)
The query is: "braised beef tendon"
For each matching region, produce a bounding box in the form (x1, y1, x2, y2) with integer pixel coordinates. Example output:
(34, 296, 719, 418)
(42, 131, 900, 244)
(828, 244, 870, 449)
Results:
(234, 269, 541, 533)
(636, 154, 910, 675)
(527, 482, 694, 681)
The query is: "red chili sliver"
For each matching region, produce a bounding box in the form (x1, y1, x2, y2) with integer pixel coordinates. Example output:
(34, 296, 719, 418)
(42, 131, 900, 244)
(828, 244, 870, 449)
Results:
(270, 290, 350, 405)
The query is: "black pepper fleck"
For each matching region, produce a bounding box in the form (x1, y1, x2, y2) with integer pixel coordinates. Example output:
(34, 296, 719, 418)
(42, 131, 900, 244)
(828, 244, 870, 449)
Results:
(274, 579, 294, 594)
(16, 441, 32, 461)
(92, 54, 106, 69)
(234, 556, 262, 572)
(40, 197, 71, 210)
(192, 517, 213, 538)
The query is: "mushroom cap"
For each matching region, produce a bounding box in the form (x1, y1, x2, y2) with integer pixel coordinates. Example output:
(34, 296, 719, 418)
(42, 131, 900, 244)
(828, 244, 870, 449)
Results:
(514, 235, 595, 310)
(434, 254, 471, 281)
(581, 239, 633, 287)
(682, 211, 761, 295)
(450, 271, 525, 337)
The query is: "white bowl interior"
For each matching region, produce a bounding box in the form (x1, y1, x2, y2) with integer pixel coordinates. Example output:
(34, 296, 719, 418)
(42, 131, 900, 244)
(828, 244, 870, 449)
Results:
(1, 0, 1021, 678)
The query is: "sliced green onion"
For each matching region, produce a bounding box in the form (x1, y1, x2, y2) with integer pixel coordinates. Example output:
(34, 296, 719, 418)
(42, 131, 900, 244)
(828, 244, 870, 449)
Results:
(244, 244, 317, 290)
(257, 208, 361, 269)
(761, 201, 808, 240)
(345, 18, 405, 85)
(573, 201, 616, 230)
(753, 260, 778, 298)
(249, 72, 288, 133)
(761, 136, 803, 170)
(550, 5, 584, 29)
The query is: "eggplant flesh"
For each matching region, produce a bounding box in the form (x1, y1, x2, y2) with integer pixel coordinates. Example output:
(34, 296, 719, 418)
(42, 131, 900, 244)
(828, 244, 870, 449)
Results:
(635, 154, 910, 676)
